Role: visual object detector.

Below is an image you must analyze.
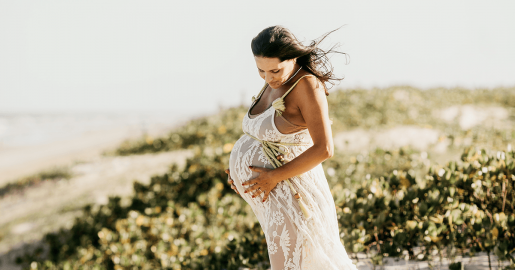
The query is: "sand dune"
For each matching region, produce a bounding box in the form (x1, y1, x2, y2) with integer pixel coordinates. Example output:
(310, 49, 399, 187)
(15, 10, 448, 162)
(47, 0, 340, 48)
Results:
(0, 123, 179, 187)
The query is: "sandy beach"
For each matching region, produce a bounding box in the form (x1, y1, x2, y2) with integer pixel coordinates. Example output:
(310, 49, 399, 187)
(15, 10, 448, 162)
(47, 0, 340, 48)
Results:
(0, 121, 183, 187)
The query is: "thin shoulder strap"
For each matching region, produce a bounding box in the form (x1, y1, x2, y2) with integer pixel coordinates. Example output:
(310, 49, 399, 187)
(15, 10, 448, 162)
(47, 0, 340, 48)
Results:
(251, 82, 268, 103)
(271, 75, 316, 117)
(281, 75, 315, 99)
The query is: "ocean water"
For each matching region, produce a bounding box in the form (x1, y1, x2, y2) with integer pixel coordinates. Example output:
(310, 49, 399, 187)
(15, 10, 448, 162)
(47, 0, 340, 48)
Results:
(0, 112, 186, 149)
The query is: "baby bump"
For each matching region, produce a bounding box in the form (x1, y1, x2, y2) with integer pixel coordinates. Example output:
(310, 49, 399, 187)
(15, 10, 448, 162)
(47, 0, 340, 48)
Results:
(229, 135, 275, 193)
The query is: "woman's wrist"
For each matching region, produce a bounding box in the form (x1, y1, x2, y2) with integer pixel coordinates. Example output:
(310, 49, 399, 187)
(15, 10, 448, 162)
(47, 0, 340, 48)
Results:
(269, 167, 286, 185)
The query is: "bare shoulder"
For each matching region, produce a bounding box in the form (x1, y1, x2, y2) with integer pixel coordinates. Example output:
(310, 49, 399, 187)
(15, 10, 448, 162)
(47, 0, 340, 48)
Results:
(290, 75, 327, 108)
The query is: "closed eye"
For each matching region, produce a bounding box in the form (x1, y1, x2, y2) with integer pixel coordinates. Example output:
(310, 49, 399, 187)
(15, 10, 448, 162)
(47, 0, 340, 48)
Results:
(258, 69, 280, 73)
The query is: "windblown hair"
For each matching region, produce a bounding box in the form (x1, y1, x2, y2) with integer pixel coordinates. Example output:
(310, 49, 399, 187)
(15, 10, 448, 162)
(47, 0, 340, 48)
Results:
(251, 26, 347, 95)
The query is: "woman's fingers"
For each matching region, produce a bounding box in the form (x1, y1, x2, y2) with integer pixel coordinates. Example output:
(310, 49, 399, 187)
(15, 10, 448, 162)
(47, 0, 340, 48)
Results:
(241, 178, 258, 186)
(227, 177, 233, 184)
(244, 183, 261, 194)
(251, 188, 263, 198)
(226, 170, 234, 185)
(248, 166, 265, 172)
(231, 183, 240, 195)
(225, 169, 241, 196)
(262, 190, 270, 202)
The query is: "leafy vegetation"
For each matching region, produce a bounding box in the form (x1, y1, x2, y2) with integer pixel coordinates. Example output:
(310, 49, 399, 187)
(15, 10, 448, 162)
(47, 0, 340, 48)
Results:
(16, 152, 269, 270)
(14, 86, 515, 269)
(334, 147, 515, 266)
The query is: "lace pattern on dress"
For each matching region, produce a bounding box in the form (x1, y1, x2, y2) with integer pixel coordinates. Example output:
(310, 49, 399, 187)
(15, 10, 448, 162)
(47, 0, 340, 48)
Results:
(228, 92, 358, 270)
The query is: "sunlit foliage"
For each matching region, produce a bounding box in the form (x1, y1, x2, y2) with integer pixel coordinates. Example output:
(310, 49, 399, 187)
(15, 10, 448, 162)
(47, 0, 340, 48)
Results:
(16, 86, 515, 269)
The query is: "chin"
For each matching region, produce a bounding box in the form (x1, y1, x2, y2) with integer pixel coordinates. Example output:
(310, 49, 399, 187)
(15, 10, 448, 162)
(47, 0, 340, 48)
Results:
(270, 82, 280, 88)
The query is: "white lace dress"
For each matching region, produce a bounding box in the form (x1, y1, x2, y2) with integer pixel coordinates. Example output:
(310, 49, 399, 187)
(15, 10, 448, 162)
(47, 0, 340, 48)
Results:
(228, 85, 358, 269)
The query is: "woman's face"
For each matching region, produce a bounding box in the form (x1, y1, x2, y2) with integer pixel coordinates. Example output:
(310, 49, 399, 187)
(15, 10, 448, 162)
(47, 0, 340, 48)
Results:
(254, 56, 297, 89)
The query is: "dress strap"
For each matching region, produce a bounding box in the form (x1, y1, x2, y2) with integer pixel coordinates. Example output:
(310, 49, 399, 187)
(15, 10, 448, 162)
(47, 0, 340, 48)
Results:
(271, 74, 315, 117)
(251, 82, 268, 103)
(281, 74, 315, 99)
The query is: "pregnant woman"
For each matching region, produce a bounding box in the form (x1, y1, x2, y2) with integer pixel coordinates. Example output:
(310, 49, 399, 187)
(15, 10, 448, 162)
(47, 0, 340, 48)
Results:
(226, 26, 357, 270)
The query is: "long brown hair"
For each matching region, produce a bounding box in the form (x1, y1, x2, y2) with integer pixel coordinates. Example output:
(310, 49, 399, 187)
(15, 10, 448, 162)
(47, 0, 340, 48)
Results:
(251, 26, 347, 95)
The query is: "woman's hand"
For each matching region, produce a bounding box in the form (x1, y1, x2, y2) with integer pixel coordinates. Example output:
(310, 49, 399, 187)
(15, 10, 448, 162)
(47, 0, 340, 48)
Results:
(242, 166, 278, 203)
(225, 169, 240, 196)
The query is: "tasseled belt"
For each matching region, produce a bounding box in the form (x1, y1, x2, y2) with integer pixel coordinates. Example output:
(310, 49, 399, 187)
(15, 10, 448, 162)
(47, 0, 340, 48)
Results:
(243, 130, 312, 219)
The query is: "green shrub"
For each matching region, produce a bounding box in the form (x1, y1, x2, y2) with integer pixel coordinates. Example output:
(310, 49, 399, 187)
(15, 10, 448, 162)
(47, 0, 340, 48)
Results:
(336, 146, 515, 264)
(17, 149, 270, 270)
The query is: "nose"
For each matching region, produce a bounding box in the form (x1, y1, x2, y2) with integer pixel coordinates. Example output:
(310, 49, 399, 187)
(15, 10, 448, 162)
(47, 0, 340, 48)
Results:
(265, 73, 274, 84)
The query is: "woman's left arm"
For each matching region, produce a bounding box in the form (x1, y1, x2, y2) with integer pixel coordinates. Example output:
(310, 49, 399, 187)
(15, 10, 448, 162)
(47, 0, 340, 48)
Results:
(243, 76, 334, 201)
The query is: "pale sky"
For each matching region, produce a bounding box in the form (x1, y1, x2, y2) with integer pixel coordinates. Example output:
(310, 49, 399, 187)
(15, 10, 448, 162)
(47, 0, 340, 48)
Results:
(1, 0, 514, 117)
